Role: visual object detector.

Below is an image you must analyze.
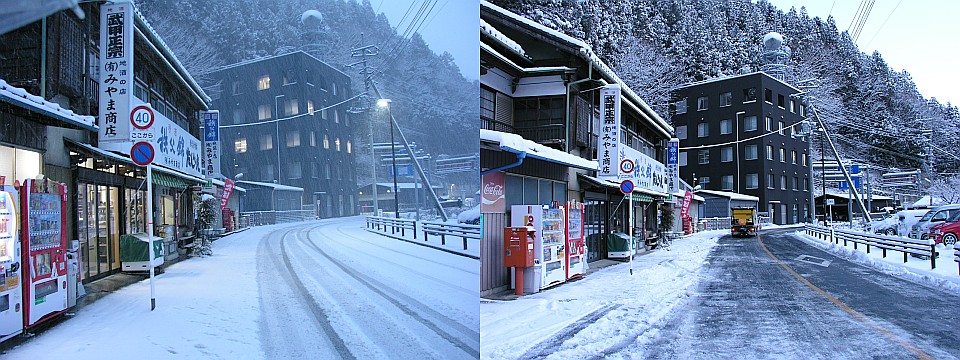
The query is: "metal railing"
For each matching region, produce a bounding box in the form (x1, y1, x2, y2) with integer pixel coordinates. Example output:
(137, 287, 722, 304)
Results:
(366, 216, 417, 239)
(699, 217, 732, 231)
(241, 210, 315, 226)
(516, 123, 564, 145)
(422, 221, 481, 251)
(804, 225, 938, 269)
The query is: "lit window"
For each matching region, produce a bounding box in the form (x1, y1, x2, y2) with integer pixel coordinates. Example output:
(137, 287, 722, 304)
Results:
(766, 145, 773, 160)
(780, 148, 786, 162)
(347, 141, 352, 154)
(258, 104, 272, 120)
(334, 110, 339, 123)
(765, 116, 772, 131)
(258, 75, 270, 90)
(234, 138, 247, 153)
(781, 175, 787, 190)
(335, 138, 341, 152)
(791, 150, 797, 164)
(307, 100, 315, 115)
(310, 131, 316, 147)
(260, 134, 273, 150)
(779, 121, 785, 135)
(323, 135, 330, 149)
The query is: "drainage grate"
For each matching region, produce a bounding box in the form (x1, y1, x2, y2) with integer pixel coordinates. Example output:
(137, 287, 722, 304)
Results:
(795, 254, 832, 267)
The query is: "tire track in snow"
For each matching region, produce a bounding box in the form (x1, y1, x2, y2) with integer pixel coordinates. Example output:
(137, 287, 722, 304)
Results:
(297, 225, 481, 359)
(517, 303, 623, 360)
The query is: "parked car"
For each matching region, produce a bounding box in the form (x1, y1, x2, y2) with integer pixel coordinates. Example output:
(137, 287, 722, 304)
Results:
(926, 211, 960, 246)
(908, 204, 960, 239)
(871, 209, 928, 236)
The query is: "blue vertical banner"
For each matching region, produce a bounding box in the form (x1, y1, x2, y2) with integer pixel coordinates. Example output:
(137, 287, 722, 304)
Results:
(202, 110, 221, 178)
(666, 138, 679, 193)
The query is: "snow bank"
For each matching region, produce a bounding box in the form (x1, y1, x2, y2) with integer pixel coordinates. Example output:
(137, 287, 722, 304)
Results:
(457, 205, 481, 224)
(794, 230, 960, 295)
(480, 230, 725, 360)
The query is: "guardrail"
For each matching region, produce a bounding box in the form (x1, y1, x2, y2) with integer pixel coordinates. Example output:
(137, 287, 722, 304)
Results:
(804, 225, 938, 269)
(241, 210, 315, 226)
(699, 217, 732, 231)
(366, 216, 417, 239)
(954, 243, 960, 275)
(422, 221, 481, 251)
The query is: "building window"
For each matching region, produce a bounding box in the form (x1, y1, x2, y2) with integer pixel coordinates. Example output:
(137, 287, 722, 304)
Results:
(288, 162, 302, 179)
(778, 94, 785, 108)
(744, 87, 757, 102)
(283, 71, 296, 85)
(481, 87, 495, 121)
(347, 141, 352, 154)
(287, 130, 300, 147)
(235, 138, 247, 153)
(780, 175, 787, 190)
(768, 174, 775, 189)
(698, 149, 709, 164)
(745, 144, 758, 160)
(721, 175, 734, 190)
(307, 100, 315, 115)
(679, 152, 687, 166)
(721, 147, 733, 162)
(258, 104, 272, 120)
(284, 99, 299, 116)
(676, 125, 688, 140)
(233, 108, 244, 124)
(263, 165, 274, 181)
(804, 176, 809, 191)
(232, 81, 242, 95)
(720, 92, 732, 107)
(764, 88, 773, 103)
(799, 104, 806, 117)
(334, 110, 340, 123)
(258, 75, 270, 91)
(792, 176, 799, 190)
(765, 116, 772, 131)
(311, 164, 319, 178)
(779, 121, 785, 135)
(697, 96, 708, 111)
(674, 98, 687, 115)
(746, 174, 759, 189)
(260, 134, 273, 150)
(335, 138, 341, 152)
(793, 204, 800, 223)
(698, 123, 709, 137)
(790, 99, 796, 113)
(766, 145, 773, 160)
(780, 148, 786, 162)
(325, 164, 331, 179)
(310, 131, 316, 147)
(744, 115, 757, 131)
(720, 119, 732, 135)
(699, 176, 710, 185)
(803, 153, 808, 166)
(791, 150, 797, 164)
(323, 135, 330, 149)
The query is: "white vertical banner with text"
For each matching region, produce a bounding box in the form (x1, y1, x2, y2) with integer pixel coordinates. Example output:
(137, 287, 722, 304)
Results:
(202, 111, 221, 178)
(98, 2, 134, 147)
(597, 85, 621, 180)
(667, 137, 679, 193)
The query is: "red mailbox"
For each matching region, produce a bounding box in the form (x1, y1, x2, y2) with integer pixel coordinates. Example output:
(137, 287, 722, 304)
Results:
(504, 227, 535, 267)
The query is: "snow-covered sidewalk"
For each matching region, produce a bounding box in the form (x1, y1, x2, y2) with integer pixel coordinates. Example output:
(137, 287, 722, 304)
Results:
(480, 230, 725, 360)
(794, 229, 960, 294)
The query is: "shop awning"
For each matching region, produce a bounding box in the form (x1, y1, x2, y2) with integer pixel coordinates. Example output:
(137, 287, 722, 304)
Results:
(577, 173, 668, 202)
(152, 172, 188, 189)
(66, 139, 205, 186)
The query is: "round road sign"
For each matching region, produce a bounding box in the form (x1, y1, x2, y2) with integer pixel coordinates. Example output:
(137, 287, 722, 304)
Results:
(130, 141, 155, 166)
(131, 105, 155, 130)
(620, 180, 634, 195)
(620, 159, 635, 174)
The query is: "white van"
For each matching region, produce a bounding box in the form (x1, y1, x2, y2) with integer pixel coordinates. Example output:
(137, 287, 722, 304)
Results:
(908, 204, 960, 239)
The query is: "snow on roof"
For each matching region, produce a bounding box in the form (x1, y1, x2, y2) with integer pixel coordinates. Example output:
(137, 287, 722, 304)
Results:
(824, 191, 892, 201)
(67, 140, 206, 183)
(213, 50, 350, 79)
(481, 129, 597, 171)
(480, 1, 673, 138)
(695, 189, 759, 202)
(0, 78, 97, 131)
(210, 178, 246, 192)
(676, 71, 803, 93)
(236, 180, 303, 192)
(910, 195, 949, 209)
(132, 6, 210, 104)
(480, 18, 528, 59)
(672, 190, 705, 202)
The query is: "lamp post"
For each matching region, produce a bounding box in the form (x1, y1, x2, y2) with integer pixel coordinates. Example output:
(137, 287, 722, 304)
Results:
(735, 111, 745, 193)
(274, 95, 285, 182)
(378, 98, 399, 218)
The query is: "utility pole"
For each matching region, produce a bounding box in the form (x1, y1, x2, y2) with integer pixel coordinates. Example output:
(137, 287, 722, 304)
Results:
(348, 33, 380, 215)
(810, 105, 871, 221)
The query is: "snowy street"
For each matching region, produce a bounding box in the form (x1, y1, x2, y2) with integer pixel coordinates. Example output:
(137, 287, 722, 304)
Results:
(481, 227, 960, 360)
(2, 217, 479, 359)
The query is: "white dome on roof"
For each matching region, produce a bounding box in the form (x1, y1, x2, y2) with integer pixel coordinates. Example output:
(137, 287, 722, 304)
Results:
(762, 32, 783, 51)
(301, 10, 323, 27)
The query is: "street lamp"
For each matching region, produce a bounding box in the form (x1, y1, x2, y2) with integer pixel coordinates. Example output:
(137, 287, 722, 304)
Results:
(378, 98, 399, 218)
(274, 95, 285, 182)
(735, 111, 745, 193)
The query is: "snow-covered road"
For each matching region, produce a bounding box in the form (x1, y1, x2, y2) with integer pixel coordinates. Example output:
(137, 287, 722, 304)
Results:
(2, 216, 479, 359)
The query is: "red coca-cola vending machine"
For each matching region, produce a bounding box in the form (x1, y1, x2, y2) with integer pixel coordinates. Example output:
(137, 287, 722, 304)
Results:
(565, 200, 586, 280)
(20, 178, 70, 329)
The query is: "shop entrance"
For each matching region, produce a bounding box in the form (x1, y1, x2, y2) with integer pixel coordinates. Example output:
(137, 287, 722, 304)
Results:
(77, 184, 122, 282)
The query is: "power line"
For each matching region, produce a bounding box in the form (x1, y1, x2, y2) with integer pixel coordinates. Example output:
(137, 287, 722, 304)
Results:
(864, 0, 903, 48)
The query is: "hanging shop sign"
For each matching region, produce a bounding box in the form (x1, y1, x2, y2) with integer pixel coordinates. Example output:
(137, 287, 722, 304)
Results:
(597, 85, 621, 178)
(667, 138, 679, 193)
(202, 111, 221, 178)
(220, 179, 235, 210)
(98, 2, 134, 146)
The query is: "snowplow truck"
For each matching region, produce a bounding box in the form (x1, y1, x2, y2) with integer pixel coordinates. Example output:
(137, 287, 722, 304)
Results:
(731, 207, 757, 237)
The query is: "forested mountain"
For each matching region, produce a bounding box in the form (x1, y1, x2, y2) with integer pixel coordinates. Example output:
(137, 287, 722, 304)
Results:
(491, 0, 960, 177)
(135, 0, 479, 185)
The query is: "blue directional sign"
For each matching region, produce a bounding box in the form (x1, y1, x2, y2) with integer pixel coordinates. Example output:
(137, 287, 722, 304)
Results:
(389, 165, 415, 177)
(203, 112, 219, 141)
(130, 141, 155, 166)
(620, 180, 634, 195)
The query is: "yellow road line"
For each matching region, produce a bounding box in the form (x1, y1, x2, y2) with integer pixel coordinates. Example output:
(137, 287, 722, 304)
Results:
(756, 233, 932, 360)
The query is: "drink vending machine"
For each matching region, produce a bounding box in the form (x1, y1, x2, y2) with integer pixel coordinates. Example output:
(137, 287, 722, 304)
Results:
(511, 204, 565, 293)
(0, 179, 22, 342)
(20, 178, 70, 329)
(565, 200, 586, 280)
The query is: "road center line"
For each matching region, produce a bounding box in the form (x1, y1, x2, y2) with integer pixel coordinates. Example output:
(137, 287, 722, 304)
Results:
(756, 234, 932, 360)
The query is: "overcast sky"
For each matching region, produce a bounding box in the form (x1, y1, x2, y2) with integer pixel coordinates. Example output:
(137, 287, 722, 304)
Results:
(373, 0, 479, 81)
(765, 0, 960, 106)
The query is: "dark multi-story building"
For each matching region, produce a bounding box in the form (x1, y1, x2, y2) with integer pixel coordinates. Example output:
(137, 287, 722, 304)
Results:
(671, 72, 810, 225)
(210, 51, 357, 218)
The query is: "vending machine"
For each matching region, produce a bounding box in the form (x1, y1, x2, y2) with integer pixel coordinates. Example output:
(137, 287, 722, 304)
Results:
(511, 204, 565, 292)
(0, 179, 23, 342)
(20, 178, 70, 329)
(565, 201, 586, 280)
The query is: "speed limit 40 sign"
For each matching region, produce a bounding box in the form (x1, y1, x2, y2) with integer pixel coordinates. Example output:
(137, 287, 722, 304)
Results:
(130, 105, 156, 141)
